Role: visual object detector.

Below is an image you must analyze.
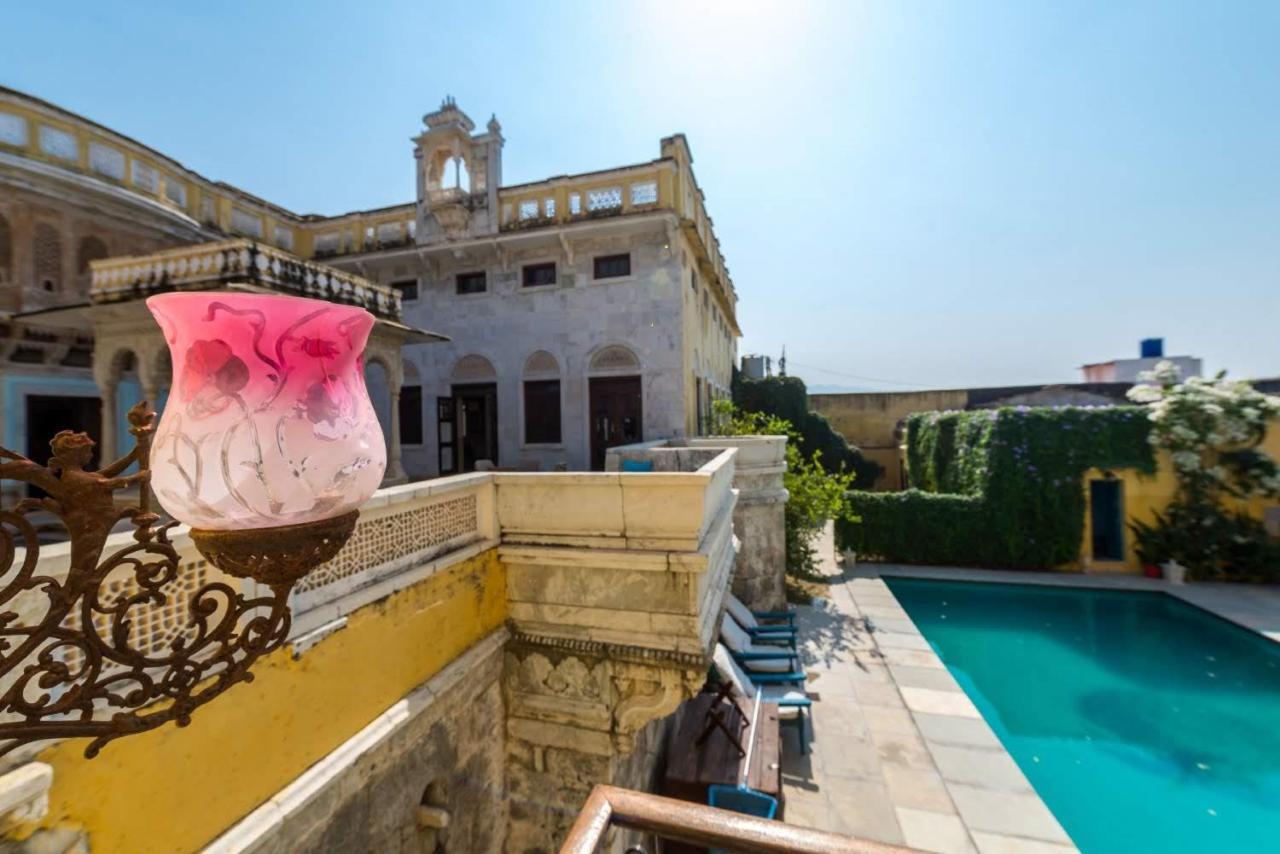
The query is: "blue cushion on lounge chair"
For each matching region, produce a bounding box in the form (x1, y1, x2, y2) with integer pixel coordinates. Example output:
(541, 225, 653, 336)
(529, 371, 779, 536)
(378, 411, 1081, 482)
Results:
(708, 784, 777, 819)
(621, 458, 654, 472)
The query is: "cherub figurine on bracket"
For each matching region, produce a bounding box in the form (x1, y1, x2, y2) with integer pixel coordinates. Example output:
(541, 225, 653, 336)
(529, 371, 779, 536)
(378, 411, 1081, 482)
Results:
(0, 400, 293, 759)
(1, 400, 159, 580)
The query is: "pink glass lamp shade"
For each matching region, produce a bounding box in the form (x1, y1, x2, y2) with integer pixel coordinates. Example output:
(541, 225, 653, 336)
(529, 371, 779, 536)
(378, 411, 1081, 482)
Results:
(146, 292, 386, 531)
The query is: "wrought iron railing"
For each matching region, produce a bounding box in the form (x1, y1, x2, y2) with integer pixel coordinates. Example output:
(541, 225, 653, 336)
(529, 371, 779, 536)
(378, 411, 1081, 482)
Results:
(561, 785, 916, 854)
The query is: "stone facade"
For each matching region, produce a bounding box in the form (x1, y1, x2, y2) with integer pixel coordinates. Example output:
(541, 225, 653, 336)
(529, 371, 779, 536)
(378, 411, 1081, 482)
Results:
(0, 87, 740, 485)
(497, 452, 738, 851)
(502, 640, 702, 854)
(390, 223, 690, 474)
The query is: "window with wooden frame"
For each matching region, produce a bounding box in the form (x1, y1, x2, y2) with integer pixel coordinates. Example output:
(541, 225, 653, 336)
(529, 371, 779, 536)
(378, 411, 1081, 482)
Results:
(593, 253, 630, 280)
(522, 262, 556, 288)
(456, 270, 487, 295)
(523, 380, 562, 444)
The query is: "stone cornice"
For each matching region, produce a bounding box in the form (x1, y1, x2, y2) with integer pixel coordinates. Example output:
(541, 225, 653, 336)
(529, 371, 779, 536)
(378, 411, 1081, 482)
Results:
(507, 628, 708, 672)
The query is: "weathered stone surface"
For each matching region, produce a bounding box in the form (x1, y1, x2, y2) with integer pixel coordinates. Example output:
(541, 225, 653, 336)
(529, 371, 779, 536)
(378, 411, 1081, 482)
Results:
(609, 436, 789, 610)
(206, 636, 509, 854)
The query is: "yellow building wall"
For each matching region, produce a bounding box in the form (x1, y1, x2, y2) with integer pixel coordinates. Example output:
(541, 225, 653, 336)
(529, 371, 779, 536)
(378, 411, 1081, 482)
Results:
(1079, 425, 1280, 573)
(20, 551, 507, 854)
(810, 390, 969, 490)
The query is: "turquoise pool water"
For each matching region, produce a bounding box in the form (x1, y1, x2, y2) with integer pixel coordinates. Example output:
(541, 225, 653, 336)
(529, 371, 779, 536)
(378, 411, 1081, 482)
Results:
(884, 577, 1280, 854)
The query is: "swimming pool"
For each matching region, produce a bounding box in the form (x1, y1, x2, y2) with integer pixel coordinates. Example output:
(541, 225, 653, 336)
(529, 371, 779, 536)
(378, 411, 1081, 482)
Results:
(884, 577, 1280, 854)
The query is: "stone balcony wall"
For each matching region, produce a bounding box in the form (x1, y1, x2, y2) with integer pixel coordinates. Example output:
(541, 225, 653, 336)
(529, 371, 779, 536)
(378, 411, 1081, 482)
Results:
(608, 435, 788, 609)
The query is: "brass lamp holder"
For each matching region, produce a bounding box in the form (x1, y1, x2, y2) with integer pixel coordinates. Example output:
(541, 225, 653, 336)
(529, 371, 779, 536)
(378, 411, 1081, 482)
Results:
(0, 402, 354, 758)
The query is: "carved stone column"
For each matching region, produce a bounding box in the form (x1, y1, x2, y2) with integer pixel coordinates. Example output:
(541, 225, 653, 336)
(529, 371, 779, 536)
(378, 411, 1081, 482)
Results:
(707, 437, 789, 610)
(387, 386, 406, 484)
(495, 460, 739, 852)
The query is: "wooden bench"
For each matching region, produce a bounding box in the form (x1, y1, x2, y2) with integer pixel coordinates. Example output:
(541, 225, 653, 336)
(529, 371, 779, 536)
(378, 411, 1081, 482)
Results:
(661, 690, 783, 851)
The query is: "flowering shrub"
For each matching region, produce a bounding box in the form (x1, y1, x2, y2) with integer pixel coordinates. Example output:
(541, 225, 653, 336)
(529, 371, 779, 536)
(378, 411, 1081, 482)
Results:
(1127, 362, 1280, 580)
(840, 405, 1154, 568)
(711, 401, 857, 578)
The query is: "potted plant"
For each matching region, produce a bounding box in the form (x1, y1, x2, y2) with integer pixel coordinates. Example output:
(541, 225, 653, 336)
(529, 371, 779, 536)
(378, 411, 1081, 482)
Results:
(1129, 518, 1168, 579)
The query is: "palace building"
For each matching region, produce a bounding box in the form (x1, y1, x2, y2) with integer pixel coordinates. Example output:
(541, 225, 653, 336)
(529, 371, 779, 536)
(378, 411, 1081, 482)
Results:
(0, 87, 739, 487)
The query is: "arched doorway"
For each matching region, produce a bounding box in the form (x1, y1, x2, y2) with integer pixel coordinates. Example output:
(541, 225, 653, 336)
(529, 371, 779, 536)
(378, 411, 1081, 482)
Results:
(442, 354, 498, 473)
(587, 345, 642, 470)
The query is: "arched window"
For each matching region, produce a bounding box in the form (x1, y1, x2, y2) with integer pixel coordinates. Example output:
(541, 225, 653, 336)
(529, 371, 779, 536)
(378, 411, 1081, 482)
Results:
(588, 345, 641, 375)
(450, 354, 497, 383)
(432, 148, 470, 194)
(0, 213, 11, 284)
(400, 361, 424, 446)
(33, 223, 62, 292)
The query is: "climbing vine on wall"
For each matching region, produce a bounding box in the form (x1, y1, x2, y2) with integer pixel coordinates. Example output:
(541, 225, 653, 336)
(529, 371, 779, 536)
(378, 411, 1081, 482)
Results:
(839, 406, 1154, 568)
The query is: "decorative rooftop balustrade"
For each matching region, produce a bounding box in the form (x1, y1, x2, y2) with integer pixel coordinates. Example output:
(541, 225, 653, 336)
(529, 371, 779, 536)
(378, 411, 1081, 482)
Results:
(1, 85, 738, 333)
(88, 240, 403, 320)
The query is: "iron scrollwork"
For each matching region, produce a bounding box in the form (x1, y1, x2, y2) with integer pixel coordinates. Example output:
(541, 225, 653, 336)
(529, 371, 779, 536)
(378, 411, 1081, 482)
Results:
(0, 402, 291, 758)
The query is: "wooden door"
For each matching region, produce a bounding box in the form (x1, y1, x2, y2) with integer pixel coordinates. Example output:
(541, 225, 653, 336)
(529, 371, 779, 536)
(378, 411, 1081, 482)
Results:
(589, 376, 642, 470)
(453, 383, 498, 472)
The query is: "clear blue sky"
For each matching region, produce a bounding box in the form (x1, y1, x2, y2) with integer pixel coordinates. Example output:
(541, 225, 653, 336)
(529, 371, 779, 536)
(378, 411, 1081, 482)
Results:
(6, 1, 1278, 390)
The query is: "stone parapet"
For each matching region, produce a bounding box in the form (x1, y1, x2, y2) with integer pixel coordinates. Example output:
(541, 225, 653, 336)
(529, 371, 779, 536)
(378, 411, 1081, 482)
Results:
(608, 435, 789, 610)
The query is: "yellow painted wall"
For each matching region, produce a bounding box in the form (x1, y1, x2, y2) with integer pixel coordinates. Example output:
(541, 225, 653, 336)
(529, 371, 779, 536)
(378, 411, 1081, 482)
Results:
(1079, 425, 1280, 572)
(21, 550, 507, 854)
(810, 390, 969, 490)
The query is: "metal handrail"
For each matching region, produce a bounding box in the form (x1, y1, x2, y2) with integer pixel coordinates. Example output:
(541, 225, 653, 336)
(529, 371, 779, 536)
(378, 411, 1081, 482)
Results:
(560, 785, 918, 854)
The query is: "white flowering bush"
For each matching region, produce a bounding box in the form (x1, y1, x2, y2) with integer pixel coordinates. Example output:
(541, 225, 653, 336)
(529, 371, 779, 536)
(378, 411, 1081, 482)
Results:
(1127, 362, 1280, 579)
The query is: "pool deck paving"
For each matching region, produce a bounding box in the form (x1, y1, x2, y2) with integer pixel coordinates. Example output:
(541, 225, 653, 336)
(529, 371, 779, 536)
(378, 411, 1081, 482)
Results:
(781, 527, 1078, 854)
(783, 529, 1280, 853)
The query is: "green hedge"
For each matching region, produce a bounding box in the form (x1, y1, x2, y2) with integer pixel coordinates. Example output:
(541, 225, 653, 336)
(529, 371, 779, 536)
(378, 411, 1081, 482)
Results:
(838, 406, 1155, 568)
(732, 374, 882, 487)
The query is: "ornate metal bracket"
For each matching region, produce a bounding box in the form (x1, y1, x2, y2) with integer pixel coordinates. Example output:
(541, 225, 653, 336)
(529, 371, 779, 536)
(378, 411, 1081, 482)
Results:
(0, 403, 347, 758)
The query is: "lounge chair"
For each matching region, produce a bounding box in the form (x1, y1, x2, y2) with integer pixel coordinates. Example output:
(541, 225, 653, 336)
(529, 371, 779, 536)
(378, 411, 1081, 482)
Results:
(724, 594, 797, 648)
(720, 612, 801, 674)
(712, 643, 811, 754)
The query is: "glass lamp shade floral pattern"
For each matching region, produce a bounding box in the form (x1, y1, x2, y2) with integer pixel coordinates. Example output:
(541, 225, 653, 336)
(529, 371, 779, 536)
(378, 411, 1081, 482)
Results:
(146, 292, 386, 529)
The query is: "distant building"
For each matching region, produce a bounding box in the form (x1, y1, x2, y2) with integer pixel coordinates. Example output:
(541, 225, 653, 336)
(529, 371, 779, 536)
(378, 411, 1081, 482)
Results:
(1080, 338, 1201, 383)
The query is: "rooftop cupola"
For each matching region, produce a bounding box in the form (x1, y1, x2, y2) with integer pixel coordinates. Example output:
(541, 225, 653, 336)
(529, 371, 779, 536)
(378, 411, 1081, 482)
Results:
(423, 95, 475, 132)
(413, 96, 502, 244)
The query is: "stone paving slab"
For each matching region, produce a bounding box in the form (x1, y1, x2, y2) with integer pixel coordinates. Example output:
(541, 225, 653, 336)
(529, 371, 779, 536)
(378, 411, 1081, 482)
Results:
(780, 525, 1078, 853)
